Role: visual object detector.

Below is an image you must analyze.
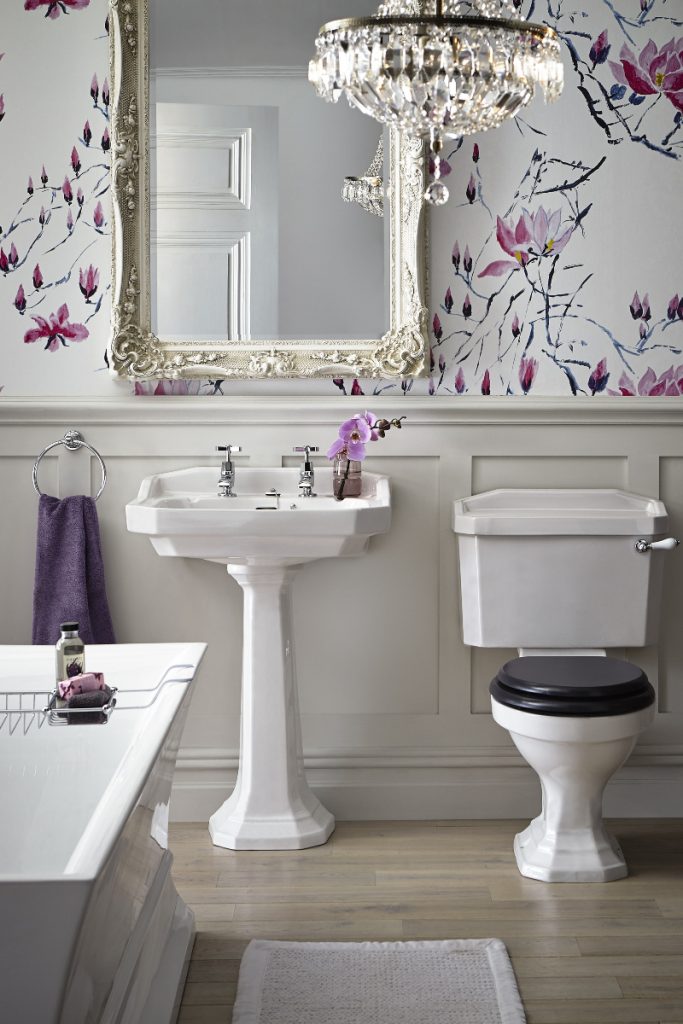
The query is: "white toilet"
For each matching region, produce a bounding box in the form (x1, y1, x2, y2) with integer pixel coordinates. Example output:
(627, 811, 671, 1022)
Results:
(453, 489, 678, 883)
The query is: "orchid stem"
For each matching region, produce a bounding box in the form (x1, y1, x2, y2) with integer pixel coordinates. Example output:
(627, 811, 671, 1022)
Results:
(335, 453, 352, 502)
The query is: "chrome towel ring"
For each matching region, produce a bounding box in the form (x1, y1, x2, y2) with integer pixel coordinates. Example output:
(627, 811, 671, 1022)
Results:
(32, 429, 107, 501)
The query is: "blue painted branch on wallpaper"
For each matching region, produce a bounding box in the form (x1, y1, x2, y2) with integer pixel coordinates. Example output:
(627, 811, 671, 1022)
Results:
(0, 0, 681, 396)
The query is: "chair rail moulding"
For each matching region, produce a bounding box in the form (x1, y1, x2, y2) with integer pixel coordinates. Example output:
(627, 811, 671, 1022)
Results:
(107, 0, 428, 381)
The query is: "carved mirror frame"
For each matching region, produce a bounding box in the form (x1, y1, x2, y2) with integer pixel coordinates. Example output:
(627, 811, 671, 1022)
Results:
(108, 0, 428, 380)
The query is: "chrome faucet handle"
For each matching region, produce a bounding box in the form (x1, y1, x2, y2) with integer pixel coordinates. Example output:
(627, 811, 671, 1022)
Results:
(293, 446, 318, 497)
(293, 445, 319, 462)
(215, 445, 242, 497)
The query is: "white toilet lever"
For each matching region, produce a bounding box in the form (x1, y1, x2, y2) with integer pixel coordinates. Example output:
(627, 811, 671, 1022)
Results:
(635, 537, 680, 553)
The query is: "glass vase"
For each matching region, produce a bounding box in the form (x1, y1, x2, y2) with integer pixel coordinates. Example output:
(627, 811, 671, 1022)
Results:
(333, 455, 362, 499)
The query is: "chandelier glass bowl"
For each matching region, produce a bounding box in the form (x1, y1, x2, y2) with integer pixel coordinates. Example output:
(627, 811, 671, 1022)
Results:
(309, 0, 564, 204)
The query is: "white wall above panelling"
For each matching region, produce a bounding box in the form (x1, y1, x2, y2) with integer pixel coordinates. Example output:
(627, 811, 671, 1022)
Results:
(1, 397, 683, 819)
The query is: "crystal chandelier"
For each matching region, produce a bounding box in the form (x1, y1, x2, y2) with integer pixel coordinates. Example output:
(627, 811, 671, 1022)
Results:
(342, 135, 385, 217)
(309, 0, 564, 205)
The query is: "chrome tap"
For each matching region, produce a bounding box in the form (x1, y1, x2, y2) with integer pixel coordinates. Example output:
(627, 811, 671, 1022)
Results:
(215, 445, 241, 497)
(293, 445, 319, 497)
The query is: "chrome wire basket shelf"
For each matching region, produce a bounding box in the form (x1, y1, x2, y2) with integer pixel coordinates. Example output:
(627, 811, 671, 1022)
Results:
(0, 664, 195, 736)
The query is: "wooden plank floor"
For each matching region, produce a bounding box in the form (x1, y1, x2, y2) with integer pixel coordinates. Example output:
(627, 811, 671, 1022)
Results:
(170, 819, 683, 1024)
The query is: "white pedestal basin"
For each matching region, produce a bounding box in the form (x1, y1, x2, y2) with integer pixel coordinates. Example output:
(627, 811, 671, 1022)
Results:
(126, 467, 391, 849)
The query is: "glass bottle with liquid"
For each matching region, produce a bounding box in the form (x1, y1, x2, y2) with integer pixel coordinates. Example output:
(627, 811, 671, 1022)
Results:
(55, 622, 85, 684)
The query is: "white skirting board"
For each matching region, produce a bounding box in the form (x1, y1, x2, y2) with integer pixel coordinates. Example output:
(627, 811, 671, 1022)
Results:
(170, 761, 683, 822)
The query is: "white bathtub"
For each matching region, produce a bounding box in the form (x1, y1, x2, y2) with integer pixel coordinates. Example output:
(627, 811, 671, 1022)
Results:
(0, 642, 206, 1024)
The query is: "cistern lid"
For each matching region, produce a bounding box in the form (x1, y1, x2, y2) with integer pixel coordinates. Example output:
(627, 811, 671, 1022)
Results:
(453, 488, 668, 536)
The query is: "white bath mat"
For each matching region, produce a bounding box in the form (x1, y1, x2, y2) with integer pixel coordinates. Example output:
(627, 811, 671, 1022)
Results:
(232, 938, 526, 1024)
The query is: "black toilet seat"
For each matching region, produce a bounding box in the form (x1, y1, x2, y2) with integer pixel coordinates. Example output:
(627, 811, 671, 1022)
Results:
(490, 656, 655, 717)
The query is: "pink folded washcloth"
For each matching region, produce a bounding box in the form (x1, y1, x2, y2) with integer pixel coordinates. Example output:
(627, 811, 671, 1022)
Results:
(58, 671, 106, 700)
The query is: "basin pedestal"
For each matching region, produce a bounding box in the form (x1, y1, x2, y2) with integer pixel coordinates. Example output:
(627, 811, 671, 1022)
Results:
(208, 563, 335, 850)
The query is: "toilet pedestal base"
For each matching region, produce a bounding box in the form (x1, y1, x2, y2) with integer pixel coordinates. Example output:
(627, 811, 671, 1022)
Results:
(514, 815, 627, 883)
(491, 696, 656, 883)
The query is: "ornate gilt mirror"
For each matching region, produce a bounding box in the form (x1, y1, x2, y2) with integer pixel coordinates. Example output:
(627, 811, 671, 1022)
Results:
(108, 0, 428, 380)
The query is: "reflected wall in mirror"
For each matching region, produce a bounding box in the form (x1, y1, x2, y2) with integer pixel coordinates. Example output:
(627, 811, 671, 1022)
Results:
(108, 0, 428, 380)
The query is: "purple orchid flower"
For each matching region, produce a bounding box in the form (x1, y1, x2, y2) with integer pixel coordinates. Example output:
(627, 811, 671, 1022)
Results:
(610, 37, 683, 114)
(327, 415, 373, 461)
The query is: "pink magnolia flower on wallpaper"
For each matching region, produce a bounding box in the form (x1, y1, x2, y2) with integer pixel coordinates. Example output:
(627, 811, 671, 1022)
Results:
(79, 263, 99, 300)
(610, 366, 683, 397)
(588, 358, 610, 395)
(134, 380, 203, 396)
(454, 368, 466, 394)
(0, 94, 5, 123)
(481, 369, 491, 396)
(93, 200, 105, 230)
(24, 0, 91, 19)
(433, 313, 443, 341)
(519, 355, 539, 394)
(479, 207, 573, 278)
(24, 303, 88, 352)
(610, 38, 683, 113)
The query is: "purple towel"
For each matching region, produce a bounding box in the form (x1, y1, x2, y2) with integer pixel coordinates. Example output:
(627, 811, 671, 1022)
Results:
(32, 494, 116, 645)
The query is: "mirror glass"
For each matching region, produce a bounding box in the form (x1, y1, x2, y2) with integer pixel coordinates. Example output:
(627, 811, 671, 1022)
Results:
(149, 0, 387, 343)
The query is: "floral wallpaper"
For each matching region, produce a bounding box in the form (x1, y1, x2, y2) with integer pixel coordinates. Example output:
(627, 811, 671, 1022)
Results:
(0, 0, 681, 397)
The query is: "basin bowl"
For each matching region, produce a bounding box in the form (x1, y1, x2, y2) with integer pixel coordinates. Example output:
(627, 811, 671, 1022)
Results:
(126, 466, 391, 565)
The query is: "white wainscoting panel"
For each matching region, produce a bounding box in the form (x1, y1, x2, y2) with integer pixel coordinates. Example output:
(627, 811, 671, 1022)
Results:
(1, 398, 682, 822)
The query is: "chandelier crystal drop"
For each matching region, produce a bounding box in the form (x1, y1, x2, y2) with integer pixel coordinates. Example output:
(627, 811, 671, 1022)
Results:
(309, 0, 564, 205)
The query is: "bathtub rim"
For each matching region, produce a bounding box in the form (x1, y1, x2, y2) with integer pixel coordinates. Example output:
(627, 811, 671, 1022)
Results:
(0, 641, 207, 883)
